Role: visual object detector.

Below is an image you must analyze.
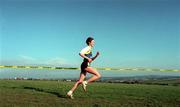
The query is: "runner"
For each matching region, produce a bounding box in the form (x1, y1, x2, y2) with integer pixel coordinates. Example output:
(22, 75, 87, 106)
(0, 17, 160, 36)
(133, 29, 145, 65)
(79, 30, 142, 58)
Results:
(67, 37, 101, 99)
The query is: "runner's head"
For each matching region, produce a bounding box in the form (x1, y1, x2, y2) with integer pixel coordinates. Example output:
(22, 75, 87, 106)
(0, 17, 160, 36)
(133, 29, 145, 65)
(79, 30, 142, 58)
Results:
(86, 37, 95, 47)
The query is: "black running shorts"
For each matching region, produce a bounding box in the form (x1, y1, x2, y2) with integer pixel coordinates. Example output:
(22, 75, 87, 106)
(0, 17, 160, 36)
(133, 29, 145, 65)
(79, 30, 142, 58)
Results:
(81, 61, 89, 75)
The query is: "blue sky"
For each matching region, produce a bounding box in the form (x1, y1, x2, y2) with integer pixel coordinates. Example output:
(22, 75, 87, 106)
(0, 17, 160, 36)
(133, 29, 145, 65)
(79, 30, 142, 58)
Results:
(0, 0, 179, 69)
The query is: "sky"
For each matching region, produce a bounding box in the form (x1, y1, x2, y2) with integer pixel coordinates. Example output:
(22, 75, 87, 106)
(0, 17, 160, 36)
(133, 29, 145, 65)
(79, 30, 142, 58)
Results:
(0, 0, 179, 69)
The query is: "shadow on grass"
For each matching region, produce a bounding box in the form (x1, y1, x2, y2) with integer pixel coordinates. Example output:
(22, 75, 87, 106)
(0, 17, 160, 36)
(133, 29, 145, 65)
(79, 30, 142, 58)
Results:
(23, 86, 67, 98)
(1, 85, 67, 99)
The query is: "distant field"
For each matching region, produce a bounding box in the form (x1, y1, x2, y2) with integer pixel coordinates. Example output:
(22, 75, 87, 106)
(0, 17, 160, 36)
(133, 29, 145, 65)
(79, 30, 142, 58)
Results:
(0, 80, 180, 107)
(142, 79, 180, 86)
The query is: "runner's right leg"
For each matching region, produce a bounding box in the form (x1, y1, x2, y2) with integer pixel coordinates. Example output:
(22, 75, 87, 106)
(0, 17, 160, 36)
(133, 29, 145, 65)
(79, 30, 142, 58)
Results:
(85, 67, 101, 83)
(81, 67, 101, 91)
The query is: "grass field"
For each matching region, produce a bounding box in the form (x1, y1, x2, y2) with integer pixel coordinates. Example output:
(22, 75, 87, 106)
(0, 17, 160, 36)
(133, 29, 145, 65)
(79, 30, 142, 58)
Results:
(0, 80, 180, 107)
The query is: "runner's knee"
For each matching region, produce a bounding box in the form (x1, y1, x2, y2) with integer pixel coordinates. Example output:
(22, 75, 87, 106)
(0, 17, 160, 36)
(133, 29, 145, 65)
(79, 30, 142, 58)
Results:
(95, 72, 101, 78)
(97, 73, 101, 78)
(77, 80, 83, 84)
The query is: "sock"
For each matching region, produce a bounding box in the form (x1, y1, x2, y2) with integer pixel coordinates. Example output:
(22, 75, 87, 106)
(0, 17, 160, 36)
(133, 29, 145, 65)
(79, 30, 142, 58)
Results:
(68, 90, 73, 95)
(84, 81, 88, 84)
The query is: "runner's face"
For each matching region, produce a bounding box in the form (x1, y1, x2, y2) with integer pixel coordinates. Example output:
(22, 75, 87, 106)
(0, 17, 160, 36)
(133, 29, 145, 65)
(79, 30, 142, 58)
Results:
(89, 40, 95, 47)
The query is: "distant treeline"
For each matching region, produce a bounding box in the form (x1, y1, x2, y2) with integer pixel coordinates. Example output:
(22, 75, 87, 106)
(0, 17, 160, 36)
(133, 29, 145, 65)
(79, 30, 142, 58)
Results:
(0, 65, 179, 72)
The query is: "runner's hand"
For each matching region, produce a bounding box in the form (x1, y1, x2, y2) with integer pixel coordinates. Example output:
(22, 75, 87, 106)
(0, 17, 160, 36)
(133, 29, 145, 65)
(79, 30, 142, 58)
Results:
(96, 51, 100, 56)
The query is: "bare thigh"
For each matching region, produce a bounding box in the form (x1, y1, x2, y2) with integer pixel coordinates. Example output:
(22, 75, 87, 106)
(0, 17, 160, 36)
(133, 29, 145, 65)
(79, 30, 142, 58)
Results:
(85, 67, 100, 76)
(78, 73, 86, 82)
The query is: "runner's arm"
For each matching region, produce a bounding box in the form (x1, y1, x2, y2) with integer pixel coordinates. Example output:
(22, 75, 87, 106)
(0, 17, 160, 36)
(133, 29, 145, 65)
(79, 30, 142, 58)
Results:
(92, 52, 99, 61)
(79, 53, 92, 62)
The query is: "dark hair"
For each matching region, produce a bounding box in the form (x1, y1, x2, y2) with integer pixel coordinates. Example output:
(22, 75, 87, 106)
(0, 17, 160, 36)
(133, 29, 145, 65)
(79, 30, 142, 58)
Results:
(86, 37, 94, 45)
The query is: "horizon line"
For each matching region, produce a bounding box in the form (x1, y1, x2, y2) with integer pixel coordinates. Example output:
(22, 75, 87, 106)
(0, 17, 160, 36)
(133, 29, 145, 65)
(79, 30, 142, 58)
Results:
(0, 65, 179, 72)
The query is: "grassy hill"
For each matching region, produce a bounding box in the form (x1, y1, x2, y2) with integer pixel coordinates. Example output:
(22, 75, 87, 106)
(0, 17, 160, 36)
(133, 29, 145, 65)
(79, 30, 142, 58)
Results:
(0, 80, 180, 107)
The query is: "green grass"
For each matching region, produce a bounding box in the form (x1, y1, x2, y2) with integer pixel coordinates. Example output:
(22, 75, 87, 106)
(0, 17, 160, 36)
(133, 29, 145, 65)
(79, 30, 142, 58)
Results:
(0, 80, 180, 107)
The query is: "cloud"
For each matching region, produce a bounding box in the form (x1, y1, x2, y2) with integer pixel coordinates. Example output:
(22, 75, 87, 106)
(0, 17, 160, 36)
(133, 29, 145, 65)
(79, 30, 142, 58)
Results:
(17, 55, 38, 65)
(0, 55, 78, 67)
(19, 55, 36, 61)
(45, 57, 69, 67)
